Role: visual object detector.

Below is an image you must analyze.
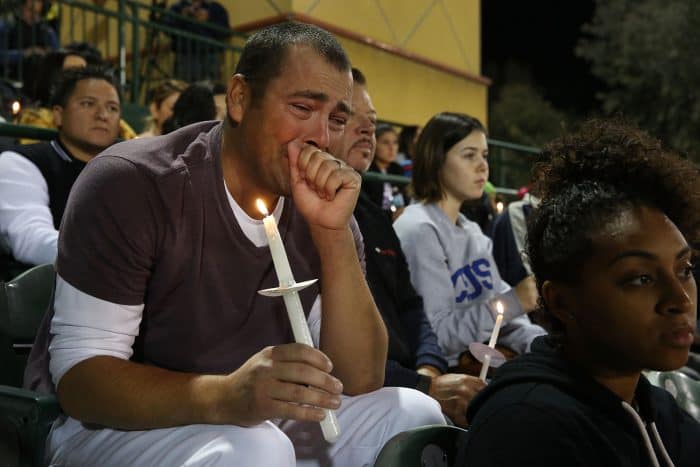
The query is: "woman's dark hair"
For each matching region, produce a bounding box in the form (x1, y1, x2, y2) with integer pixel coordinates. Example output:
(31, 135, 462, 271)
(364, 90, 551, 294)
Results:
(526, 118, 700, 340)
(398, 125, 419, 156)
(64, 41, 104, 66)
(31, 49, 73, 105)
(412, 112, 486, 202)
(161, 82, 216, 134)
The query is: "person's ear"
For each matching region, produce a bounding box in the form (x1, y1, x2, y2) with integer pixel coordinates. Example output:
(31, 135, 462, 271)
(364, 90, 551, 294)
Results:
(541, 280, 578, 325)
(149, 101, 158, 118)
(52, 105, 64, 128)
(226, 74, 249, 125)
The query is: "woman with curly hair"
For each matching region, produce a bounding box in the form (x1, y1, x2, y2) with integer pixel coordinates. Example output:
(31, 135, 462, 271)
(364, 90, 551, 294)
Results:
(394, 112, 545, 372)
(458, 119, 700, 467)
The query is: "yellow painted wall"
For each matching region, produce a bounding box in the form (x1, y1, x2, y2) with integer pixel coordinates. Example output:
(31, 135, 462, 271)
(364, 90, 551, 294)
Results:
(339, 38, 487, 128)
(57, 0, 487, 125)
(225, 0, 487, 126)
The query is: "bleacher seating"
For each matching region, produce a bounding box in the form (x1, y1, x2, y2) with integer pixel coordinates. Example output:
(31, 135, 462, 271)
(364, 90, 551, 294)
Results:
(0, 264, 60, 467)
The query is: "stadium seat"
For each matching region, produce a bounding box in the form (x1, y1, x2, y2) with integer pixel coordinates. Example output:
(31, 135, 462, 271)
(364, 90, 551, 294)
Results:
(374, 424, 468, 467)
(0, 263, 60, 467)
(646, 370, 700, 422)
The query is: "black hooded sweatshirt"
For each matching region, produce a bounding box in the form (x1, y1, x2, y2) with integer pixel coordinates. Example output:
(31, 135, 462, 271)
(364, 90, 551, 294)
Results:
(457, 336, 700, 467)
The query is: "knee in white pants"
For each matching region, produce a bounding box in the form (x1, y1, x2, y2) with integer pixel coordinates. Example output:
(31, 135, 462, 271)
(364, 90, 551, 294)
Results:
(383, 387, 446, 429)
(216, 422, 296, 466)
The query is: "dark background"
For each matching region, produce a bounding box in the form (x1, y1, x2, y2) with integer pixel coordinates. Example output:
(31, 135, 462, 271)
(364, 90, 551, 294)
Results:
(482, 0, 601, 118)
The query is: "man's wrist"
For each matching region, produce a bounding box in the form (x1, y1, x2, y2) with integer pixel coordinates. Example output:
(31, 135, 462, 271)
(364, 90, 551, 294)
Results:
(416, 364, 442, 379)
(415, 374, 433, 394)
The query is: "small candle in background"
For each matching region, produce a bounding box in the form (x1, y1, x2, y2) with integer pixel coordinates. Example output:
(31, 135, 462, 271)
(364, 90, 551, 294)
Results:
(488, 301, 505, 348)
(496, 201, 504, 214)
(479, 300, 505, 381)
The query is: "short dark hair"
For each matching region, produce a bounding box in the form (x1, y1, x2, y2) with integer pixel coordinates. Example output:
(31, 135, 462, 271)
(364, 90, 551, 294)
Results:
(527, 118, 700, 341)
(234, 22, 350, 103)
(412, 112, 486, 202)
(375, 123, 396, 140)
(351, 67, 366, 86)
(50, 66, 121, 108)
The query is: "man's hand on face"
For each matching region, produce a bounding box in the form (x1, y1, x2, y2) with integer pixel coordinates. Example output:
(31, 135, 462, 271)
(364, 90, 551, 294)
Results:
(288, 143, 361, 231)
(218, 343, 343, 426)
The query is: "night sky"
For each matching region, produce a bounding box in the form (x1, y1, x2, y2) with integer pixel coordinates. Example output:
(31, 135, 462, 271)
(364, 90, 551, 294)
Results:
(482, 1, 603, 118)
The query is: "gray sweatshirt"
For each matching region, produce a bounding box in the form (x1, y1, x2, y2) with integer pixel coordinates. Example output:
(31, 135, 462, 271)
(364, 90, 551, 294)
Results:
(394, 203, 545, 366)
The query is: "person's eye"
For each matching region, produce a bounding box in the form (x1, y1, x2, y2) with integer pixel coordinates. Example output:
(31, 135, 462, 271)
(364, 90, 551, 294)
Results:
(483, 152, 489, 160)
(626, 274, 654, 286)
(330, 115, 347, 127)
(290, 103, 311, 113)
(81, 100, 93, 107)
(681, 260, 696, 280)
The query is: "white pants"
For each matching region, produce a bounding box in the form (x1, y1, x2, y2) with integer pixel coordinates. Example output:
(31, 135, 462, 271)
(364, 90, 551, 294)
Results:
(47, 387, 445, 466)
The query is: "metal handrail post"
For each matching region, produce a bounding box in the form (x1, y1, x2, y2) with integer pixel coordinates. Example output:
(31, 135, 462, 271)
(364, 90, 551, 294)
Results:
(129, 1, 140, 102)
(117, 0, 126, 89)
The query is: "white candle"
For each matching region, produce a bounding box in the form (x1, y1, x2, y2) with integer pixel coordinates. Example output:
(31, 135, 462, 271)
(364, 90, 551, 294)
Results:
(258, 199, 295, 288)
(488, 301, 505, 348)
(479, 300, 505, 381)
(256, 199, 340, 442)
(478, 355, 491, 381)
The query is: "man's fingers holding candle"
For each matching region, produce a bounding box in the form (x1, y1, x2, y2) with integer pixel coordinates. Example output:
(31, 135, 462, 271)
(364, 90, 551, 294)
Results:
(270, 361, 343, 395)
(268, 398, 329, 422)
(268, 342, 334, 372)
(267, 380, 342, 410)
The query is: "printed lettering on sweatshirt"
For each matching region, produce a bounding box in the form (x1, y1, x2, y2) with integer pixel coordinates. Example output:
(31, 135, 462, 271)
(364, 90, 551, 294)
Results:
(451, 258, 494, 303)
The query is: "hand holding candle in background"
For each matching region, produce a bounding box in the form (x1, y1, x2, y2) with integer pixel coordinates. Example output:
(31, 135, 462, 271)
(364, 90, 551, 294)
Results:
(479, 301, 505, 381)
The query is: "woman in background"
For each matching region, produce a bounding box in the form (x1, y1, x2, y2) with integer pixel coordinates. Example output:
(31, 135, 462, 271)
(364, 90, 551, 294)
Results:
(362, 123, 408, 219)
(160, 81, 216, 135)
(138, 79, 187, 138)
(394, 112, 544, 373)
(459, 119, 700, 467)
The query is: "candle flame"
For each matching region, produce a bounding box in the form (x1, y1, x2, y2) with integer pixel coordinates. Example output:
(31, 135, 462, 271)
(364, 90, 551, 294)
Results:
(496, 201, 504, 214)
(256, 198, 269, 216)
(496, 300, 504, 315)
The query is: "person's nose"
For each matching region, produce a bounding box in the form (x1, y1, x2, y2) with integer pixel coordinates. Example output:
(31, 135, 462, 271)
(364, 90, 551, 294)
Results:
(304, 118, 330, 151)
(358, 117, 374, 136)
(94, 104, 109, 122)
(658, 273, 695, 316)
(476, 153, 488, 173)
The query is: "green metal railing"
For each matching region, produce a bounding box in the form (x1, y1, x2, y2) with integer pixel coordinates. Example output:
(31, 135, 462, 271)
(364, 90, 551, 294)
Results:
(488, 138, 540, 192)
(362, 138, 540, 196)
(0, 122, 540, 196)
(1, 0, 245, 104)
(0, 0, 542, 193)
(60, 0, 246, 103)
(0, 122, 57, 141)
